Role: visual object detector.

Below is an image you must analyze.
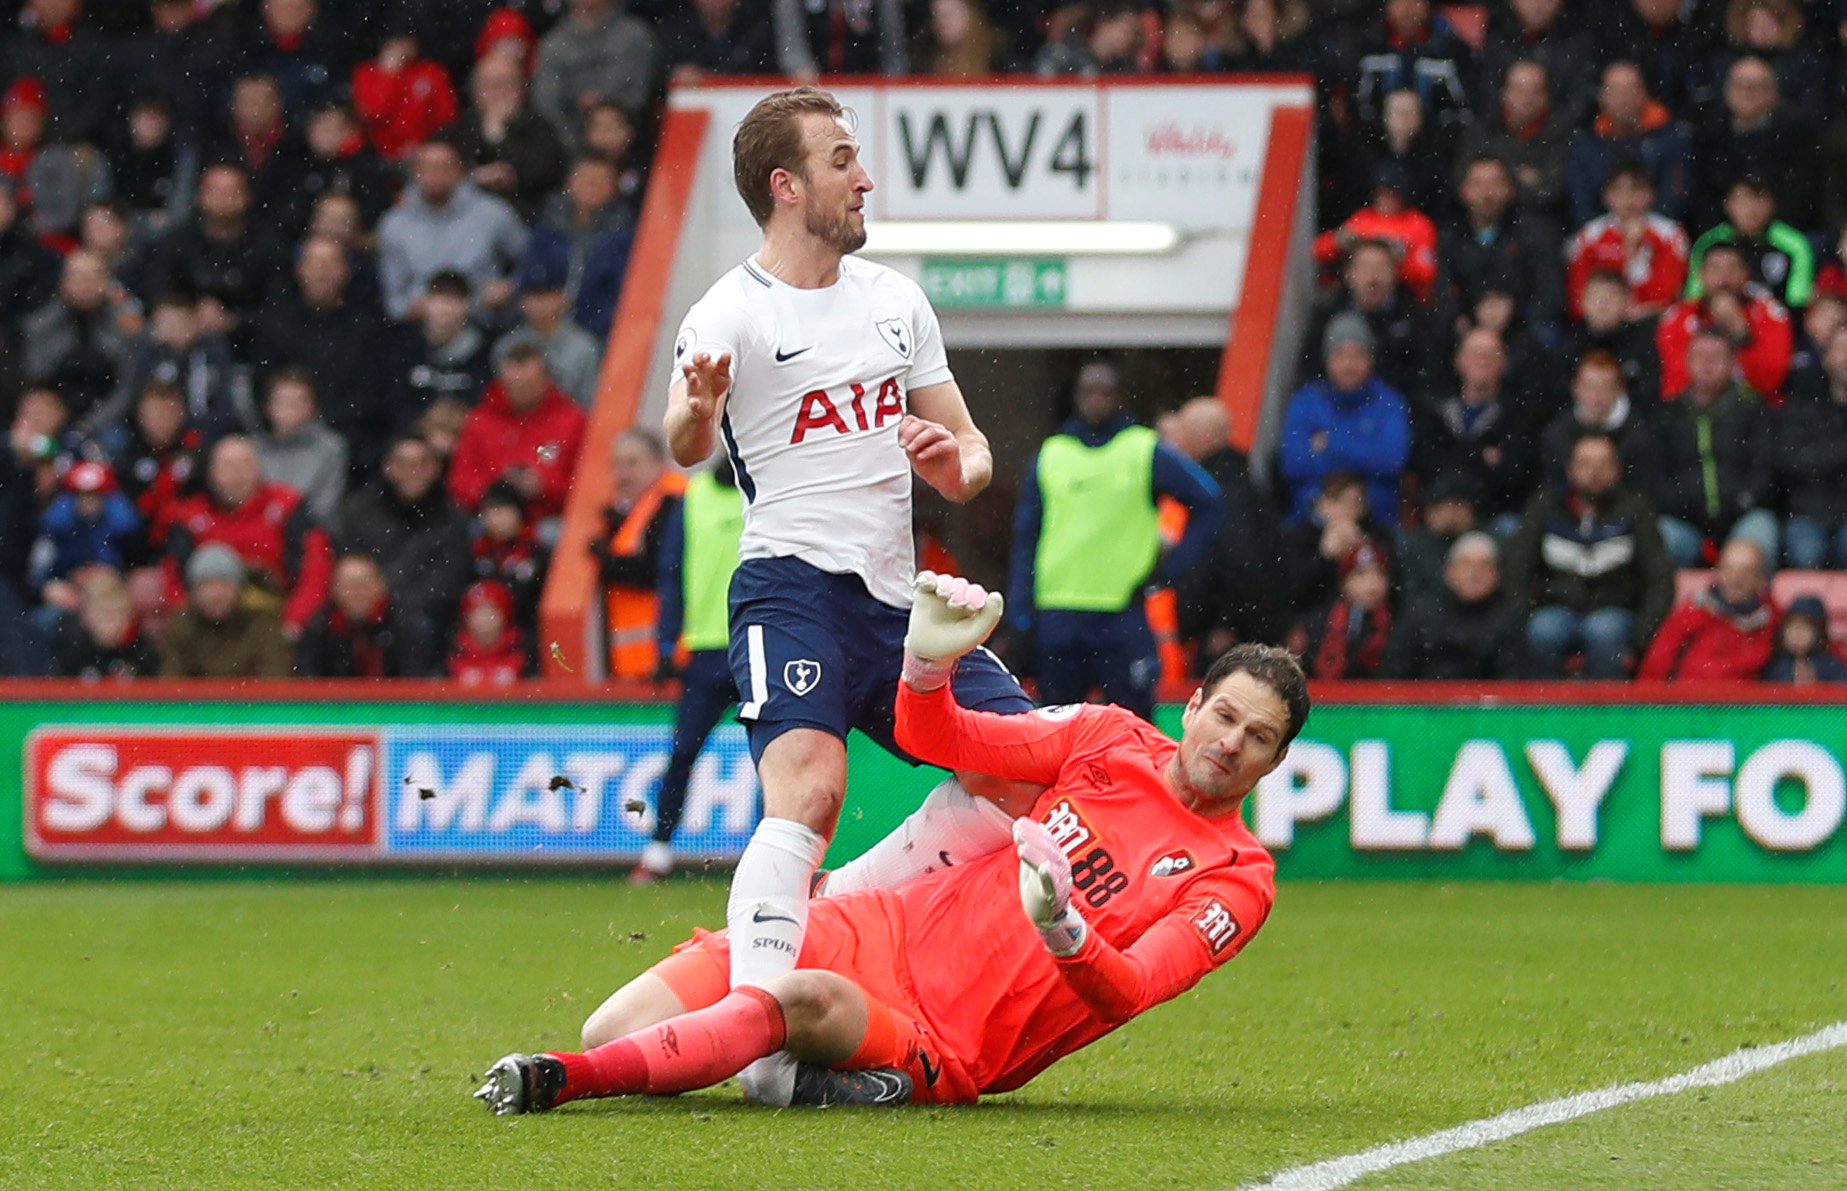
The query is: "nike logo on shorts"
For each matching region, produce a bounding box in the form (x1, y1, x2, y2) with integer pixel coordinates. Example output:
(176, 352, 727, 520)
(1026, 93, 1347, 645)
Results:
(918, 1050, 940, 1088)
(774, 346, 813, 362)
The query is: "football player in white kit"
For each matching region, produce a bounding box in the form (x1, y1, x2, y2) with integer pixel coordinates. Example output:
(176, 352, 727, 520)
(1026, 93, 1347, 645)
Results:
(663, 87, 1033, 1106)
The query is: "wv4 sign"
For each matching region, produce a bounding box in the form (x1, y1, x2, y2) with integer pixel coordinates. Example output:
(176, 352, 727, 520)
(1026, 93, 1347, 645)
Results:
(1243, 702, 1847, 882)
(25, 724, 761, 864)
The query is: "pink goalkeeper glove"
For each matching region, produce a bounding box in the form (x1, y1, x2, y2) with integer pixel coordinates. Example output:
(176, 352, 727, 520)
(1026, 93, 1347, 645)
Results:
(1014, 817, 1087, 957)
(901, 570, 1004, 692)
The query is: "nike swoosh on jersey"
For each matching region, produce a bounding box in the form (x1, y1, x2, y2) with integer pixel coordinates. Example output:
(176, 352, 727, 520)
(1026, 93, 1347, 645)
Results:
(774, 346, 813, 362)
(752, 906, 799, 925)
(918, 1050, 940, 1088)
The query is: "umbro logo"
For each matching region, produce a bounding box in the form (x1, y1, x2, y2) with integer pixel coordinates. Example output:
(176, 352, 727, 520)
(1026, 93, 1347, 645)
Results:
(774, 345, 813, 362)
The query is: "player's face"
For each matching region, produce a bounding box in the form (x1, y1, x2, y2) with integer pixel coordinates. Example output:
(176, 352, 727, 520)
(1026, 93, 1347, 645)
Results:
(1173, 672, 1290, 815)
(796, 114, 872, 255)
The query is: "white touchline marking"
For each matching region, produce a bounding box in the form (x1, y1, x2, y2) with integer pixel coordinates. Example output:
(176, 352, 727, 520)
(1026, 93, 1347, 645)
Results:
(1241, 1020, 1847, 1191)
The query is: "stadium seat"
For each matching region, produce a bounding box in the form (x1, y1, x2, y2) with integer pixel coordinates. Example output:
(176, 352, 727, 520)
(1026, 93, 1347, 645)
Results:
(1770, 571, 1847, 642)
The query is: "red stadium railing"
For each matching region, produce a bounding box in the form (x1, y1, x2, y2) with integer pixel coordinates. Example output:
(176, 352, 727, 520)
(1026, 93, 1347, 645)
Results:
(539, 106, 712, 680)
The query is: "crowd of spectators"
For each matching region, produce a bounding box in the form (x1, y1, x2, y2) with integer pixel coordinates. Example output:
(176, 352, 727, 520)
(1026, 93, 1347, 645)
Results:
(2, 0, 1847, 687)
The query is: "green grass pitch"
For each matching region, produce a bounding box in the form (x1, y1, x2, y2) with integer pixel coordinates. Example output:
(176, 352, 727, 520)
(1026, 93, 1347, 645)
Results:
(3, 878, 1845, 1190)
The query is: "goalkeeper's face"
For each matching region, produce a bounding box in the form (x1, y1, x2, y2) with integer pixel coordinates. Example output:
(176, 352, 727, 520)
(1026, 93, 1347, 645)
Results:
(1171, 672, 1290, 814)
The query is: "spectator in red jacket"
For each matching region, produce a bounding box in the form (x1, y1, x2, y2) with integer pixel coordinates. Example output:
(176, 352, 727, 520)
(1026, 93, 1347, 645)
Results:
(164, 435, 333, 638)
(449, 578, 528, 686)
(448, 341, 586, 518)
(1637, 537, 1777, 681)
(1313, 160, 1438, 304)
(352, 25, 460, 160)
(1657, 240, 1793, 402)
(1566, 160, 1689, 321)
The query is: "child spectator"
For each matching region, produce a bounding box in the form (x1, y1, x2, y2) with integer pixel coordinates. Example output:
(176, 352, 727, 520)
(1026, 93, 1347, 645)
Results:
(1762, 595, 1847, 684)
(108, 380, 200, 551)
(1685, 173, 1814, 311)
(471, 479, 546, 638)
(1280, 469, 1400, 625)
(52, 569, 158, 680)
(1313, 161, 1438, 304)
(1566, 161, 1689, 322)
(253, 368, 348, 527)
(1301, 541, 1394, 680)
(448, 578, 530, 686)
(29, 460, 144, 611)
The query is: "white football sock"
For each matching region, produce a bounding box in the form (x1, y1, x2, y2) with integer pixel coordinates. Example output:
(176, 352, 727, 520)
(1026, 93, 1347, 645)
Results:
(727, 816, 828, 987)
(728, 816, 826, 1108)
(820, 777, 1014, 897)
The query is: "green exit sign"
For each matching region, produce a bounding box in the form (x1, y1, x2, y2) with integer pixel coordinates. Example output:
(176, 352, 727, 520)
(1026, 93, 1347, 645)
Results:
(920, 259, 1068, 308)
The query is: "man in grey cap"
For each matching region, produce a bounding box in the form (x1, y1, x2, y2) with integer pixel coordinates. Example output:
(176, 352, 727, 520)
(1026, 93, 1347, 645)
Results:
(159, 544, 294, 679)
(1275, 309, 1412, 524)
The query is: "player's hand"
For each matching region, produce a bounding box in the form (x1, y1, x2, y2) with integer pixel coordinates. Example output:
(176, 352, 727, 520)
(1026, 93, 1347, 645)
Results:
(681, 351, 732, 423)
(1014, 817, 1087, 956)
(899, 414, 964, 495)
(904, 570, 1003, 660)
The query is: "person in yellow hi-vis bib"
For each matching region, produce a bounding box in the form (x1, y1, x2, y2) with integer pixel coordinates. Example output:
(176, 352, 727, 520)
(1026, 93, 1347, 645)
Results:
(632, 458, 746, 883)
(1007, 360, 1224, 721)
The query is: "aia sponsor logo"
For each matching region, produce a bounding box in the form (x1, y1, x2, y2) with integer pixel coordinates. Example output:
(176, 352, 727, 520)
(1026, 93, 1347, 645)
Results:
(1191, 899, 1240, 955)
(1149, 850, 1195, 878)
(789, 378, 904, 444)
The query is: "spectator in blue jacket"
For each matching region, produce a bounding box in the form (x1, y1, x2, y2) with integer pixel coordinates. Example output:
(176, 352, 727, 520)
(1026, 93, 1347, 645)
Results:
(29, 460, 145, 614)
(1278, 312, 1412, 524)
(1006, 360, 1223, 721)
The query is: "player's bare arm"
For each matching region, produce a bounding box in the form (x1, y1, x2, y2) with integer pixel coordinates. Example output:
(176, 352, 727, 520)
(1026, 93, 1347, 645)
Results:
(904, 382, 992, 503)
(664, 351, 731, 467)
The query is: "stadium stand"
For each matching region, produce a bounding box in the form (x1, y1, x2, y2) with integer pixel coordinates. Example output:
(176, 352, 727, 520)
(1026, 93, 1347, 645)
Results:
(2, 0, 1846, 687)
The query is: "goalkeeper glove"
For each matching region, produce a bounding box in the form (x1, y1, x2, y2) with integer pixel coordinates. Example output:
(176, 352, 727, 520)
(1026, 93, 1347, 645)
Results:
(902, 570, 1004, 692)
(1014, 817, 1088, 957)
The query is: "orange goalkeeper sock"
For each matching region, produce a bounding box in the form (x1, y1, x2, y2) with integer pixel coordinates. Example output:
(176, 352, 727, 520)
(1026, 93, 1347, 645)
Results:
(549, 986, 788, 1103)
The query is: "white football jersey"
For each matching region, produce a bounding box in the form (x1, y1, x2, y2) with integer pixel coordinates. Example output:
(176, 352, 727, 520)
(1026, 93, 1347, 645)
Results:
(671, 254, 952, 608)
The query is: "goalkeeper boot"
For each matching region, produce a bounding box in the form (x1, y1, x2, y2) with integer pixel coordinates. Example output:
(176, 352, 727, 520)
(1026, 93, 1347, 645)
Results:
(473, 1053, 567, 1115)
(790, 1064, 913, 1107)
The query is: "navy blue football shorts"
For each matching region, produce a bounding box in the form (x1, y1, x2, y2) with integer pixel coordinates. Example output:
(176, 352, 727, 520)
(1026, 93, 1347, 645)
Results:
(726, 556, 1032, 764)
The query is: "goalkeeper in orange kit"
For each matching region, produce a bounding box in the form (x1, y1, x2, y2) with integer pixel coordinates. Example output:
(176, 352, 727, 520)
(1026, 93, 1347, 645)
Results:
(475, 573, 1307, 1112)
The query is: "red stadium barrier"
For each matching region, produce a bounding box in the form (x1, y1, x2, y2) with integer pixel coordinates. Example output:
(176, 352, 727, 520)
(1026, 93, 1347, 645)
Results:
(539, 106, 712, 680)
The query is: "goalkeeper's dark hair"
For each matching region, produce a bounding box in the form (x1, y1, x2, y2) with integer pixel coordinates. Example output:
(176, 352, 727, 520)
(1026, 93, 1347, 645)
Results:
(1200, 644, 1310, 748)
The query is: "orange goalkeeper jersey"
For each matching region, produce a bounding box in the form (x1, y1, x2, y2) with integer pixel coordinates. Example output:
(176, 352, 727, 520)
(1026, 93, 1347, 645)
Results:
(886, 684, 1276, 1094)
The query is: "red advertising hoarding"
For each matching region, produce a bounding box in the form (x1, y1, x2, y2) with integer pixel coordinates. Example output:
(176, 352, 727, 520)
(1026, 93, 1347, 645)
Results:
(26, 728, 381, 861)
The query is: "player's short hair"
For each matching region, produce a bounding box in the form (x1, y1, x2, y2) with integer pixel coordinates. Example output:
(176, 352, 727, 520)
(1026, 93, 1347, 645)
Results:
(1200, 645, 1310, 749)
(733, 86, 852, 228)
